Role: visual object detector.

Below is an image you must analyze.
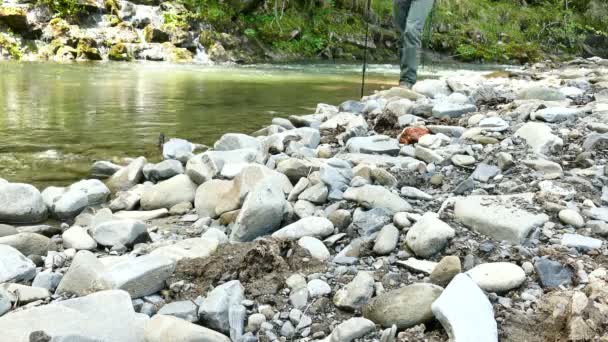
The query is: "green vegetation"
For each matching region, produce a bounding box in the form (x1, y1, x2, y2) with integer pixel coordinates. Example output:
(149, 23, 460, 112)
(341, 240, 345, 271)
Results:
(37, 0, 84, 17)
(0, 32, 23, 60)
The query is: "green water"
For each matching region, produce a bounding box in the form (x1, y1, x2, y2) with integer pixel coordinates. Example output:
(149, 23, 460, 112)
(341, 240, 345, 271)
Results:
(0, 61, 493, 187)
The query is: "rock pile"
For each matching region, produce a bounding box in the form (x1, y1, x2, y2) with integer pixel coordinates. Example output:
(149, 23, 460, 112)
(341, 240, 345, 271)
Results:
(2, 57, 608, 341)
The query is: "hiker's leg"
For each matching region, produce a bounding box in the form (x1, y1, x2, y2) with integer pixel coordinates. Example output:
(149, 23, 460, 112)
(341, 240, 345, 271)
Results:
(402, 0, 434, 85)
(393, 0, 412, 85)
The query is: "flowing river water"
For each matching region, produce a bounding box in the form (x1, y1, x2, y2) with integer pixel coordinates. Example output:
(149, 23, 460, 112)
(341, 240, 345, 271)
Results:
(0, 61, 500, 187)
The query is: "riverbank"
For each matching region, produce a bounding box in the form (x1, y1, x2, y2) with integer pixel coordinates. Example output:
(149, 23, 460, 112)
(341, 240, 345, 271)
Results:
(1, 56, 608, 340)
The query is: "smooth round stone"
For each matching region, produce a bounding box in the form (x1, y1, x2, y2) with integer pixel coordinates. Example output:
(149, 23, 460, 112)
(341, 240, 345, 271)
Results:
(451, 154, 476, 167)
(297, 236, 330, 261)
(307, 279, 331, 298)
(393, 212, 411, 229)
(558, 209, 584, 228)
(430, 256, 461, 287)
(466, 262, 526, 293)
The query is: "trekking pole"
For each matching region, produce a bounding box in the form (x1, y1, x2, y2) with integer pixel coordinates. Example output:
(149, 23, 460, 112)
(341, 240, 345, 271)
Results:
(360, 0, 372, 98)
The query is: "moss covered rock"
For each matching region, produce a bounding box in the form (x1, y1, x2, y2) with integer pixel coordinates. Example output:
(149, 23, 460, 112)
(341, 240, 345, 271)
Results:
(161, 42, 193, 62)
(0, 5, 29, 33)
(143, 24, 169, 43)
(0, 32, 22, 60)
(54, 45, 78, 61)
(77, 37, 102, 60)
(108, 43, 132, 61)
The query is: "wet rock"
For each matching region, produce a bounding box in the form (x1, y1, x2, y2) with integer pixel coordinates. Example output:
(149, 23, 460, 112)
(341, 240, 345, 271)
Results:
(431, 274, 498, 341)
(145, 314, 230, 342)
(343, 185, 411, 213)
(91, 161, 121, 179)
(142, 159, 184, 182)
(333, 271, 375, 310)
(363, 283, 443, 329)
(0, 245, 36, 283)
(106, 156, 147, 192)
(140, 174, 197, 210)
(430, 256, 461, 287)
(405, 213, 455, 258)
(453, 194, 549, 243)
(466, 262, 526, 293)
(534, 258, 573, 289)
(0, 182, 48, 224)
(272, 217, 334, 240)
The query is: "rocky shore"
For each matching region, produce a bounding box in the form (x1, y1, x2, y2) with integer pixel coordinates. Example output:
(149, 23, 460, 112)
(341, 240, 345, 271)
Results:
(1, 57, 608, 341)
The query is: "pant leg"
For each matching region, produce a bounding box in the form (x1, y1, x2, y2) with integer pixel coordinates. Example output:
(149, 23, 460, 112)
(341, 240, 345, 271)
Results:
(401, 0, 434, 85)
(393, 0, 411, 84)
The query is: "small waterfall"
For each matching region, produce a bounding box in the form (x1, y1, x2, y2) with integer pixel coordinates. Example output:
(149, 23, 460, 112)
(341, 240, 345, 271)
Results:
(194, 39, 212, 65)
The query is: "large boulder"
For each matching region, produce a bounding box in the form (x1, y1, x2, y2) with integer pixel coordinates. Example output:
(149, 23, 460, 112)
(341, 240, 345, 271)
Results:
(0, 182, 47, 224)
(0, 245, 36, 283)
(106, 157, 147, 192)
(230, 179, 286, 242)
(186, 148, 258, 184)
(62, 226, 97, 250)
(0, 232, 51, 256)
(0, 290, 147, 341)
(453, 194, 549, 244)
(194, 179, 232, 218)
(142, 159, 184, 182)
(42, 179, 110, 219)
(140, 174, 197, 210)
(55, 250, 110, 297)
(163, 138, 195, 163)
(144, 314, 230, 342)
(99, 254, 176, 298)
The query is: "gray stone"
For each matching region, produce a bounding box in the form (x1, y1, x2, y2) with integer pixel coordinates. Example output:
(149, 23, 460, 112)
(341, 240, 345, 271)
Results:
(298, 183, 328, 204)
(158, 301, 198, 322)
(518, 86, 566, 101)
(298, 236, 330, 261)
(0, 224, 17, 237)
(561, 233, 602, 250)
(109, 184, 147, 211)
(32, 271, 62, 292)
(471, 163, 500, 182)
(91, 219, 148, 247)
(230, 179, 286, 242)
(247, 313, 266, 332)
(431, 274, 498, 342)
(451, 154, 475, 167)
(56, 251, 110, 296)
(91, 161, 121, 179)
(106, 156, 147, 192)
(432, 102, 477, 118)
(346, 136, 400, 156)
(145, 314, 230, 342)
(478, 117, 509, 132)
(531, 107, 580, 122)
(0, 290, 146, 342)
(307, 279, 331, 298)
(522, 159, 563, 178)
(497, 152, 514, 171)
(0, 182, 48, 224)
(515, 122, 563, 155)
(333, 271, 375, 311)
(373, 224, 399, 255)
(272, 217, 334, 241)
(559, 209, 584, 227)
(0, 232, 51, 256)
(198, 280, 245, 334)
(405, 213, 455, 258)
(43, 180, 110, 219)
(412, 79, 451, 98)
(294, 200, 315, 218)
(328, 317, 375, 342)
(534, 258, 573, 289)
(62, 226, 97, 250)
(194, 179, 232, 218)
(288, 178, 310, 201)
(363, 283, 443, 329)
(0, 288, 9, 317)
(214, 134, 262, 154)
(320, 159, 353, 200)
(0, 245, 36, 283)
(100, 254, 176, 298)
(344, 185, 411, 213)
(396, 258, 438, 274)
(151, 237, 219, 261)
(466, 262, 526, 293)
(186, 153, 219, 184)
(276, 158, 322, 183)
(582, 133, 608, 152)
(414, 145, 444, 164)
(1, 283, 50, 304)
(114, 209, 168, 221)
(163, 138, 195, 162)
(400, 186, 433, 200)
(453, 194, 549, 243)
(140, 174, 197, 210)
(142, 159, 184, 182)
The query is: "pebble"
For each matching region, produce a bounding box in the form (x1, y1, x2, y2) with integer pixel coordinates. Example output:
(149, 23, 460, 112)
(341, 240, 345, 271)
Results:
(558, 209, 585, 228)
(466, 262, 526, 293)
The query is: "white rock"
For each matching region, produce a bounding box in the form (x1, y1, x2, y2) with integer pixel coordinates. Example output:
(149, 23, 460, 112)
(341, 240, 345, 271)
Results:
(561, 234, 602, 250)
(140, 174, 197, 210)
(431, 274, 498, 342)
(0, 245, 36, 283)
(327, 317, 376, 342)
(91, 219, 148, 247)
(0, 182, 48, 224)
(515, 122, 563, 155)
(333, 271, 375, 310)
(400, 186, 433, 200)
(100, 254, 176, 298)
(307, 279, 331, 298)
(151, 237, 219, 261)
(145, 314, 230, 342)
(405, 213, 455, 258)
(396, 258, 438, 275)
(343, 185, 411, 213)
(373, 224, 399, 255)
(298, 236, 330, 261)
(62, 226, 97, 250)
(466, 262, 526, 293)
(272, 217, 334, 241)
(198, 280, 245, 334)
(558, 209, 584, 228)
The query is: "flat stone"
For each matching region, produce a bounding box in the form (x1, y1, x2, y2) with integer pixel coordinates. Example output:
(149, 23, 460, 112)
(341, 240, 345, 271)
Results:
(346, 136, 400, 156)
(400, 186, 433, 200)
(100, 254, 176, 298)
(405, 213, 455, 258)
(106, 156, 146, 192)
(561, 234, 602, 250)
(431, 274, 498, 342)
(163, 138, 195, 162)
(363, 283, 443, 329)
(0, 245, 36, 283)
(272, 217, 334, 241)
(145, 314, 230, 342)
(518, 86, 566, 101)
(298, 183, 328, 204)
(534, 258, 573, 289)
(56, 251, 110, 296)
(531, 107, 580, 123)
(91, 219, 148, 247)
(466, 262, 526, 293)
(157, 301, 198, 322)
(432, 102, 477, 118)
(478, 117, 509, 132)
(0, 288, 10, 316)
(151, 237, 219, 261)
(451, 154, 476, 167)
(396, 258, 438, 274)
(1, 283, 50, 304)
(453, 194, 549, 243)
(471, 163, 500, 182)
(343, 185, 411, 213)
(114, 209, 169, 221)
(350, 207, 392, 235)
(333, 271, 375, 311)
(414, 145, 444, 164)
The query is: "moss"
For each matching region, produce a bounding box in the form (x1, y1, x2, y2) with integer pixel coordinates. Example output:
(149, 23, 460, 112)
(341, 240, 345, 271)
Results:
(108, 43, 132, 61)
(198, 29, 218, 49)
(76, 37, 102, 60)
(163, 43, 193, 62)
(0, 6, 27, 17)
(106, 14, 121, 26)
(103, 0, 119, 15)
(0, 32, 22, 60)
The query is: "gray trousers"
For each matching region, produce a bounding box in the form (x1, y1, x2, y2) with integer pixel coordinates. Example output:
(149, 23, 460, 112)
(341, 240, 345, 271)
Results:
(393, 0, 435, 85)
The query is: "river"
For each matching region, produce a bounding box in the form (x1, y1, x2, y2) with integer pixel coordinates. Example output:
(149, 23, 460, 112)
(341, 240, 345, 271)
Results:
(0, 61, 499, 187)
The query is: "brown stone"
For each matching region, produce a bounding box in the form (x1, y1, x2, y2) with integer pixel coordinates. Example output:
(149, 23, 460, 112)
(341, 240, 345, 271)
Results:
(399, 127, 430, 145)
